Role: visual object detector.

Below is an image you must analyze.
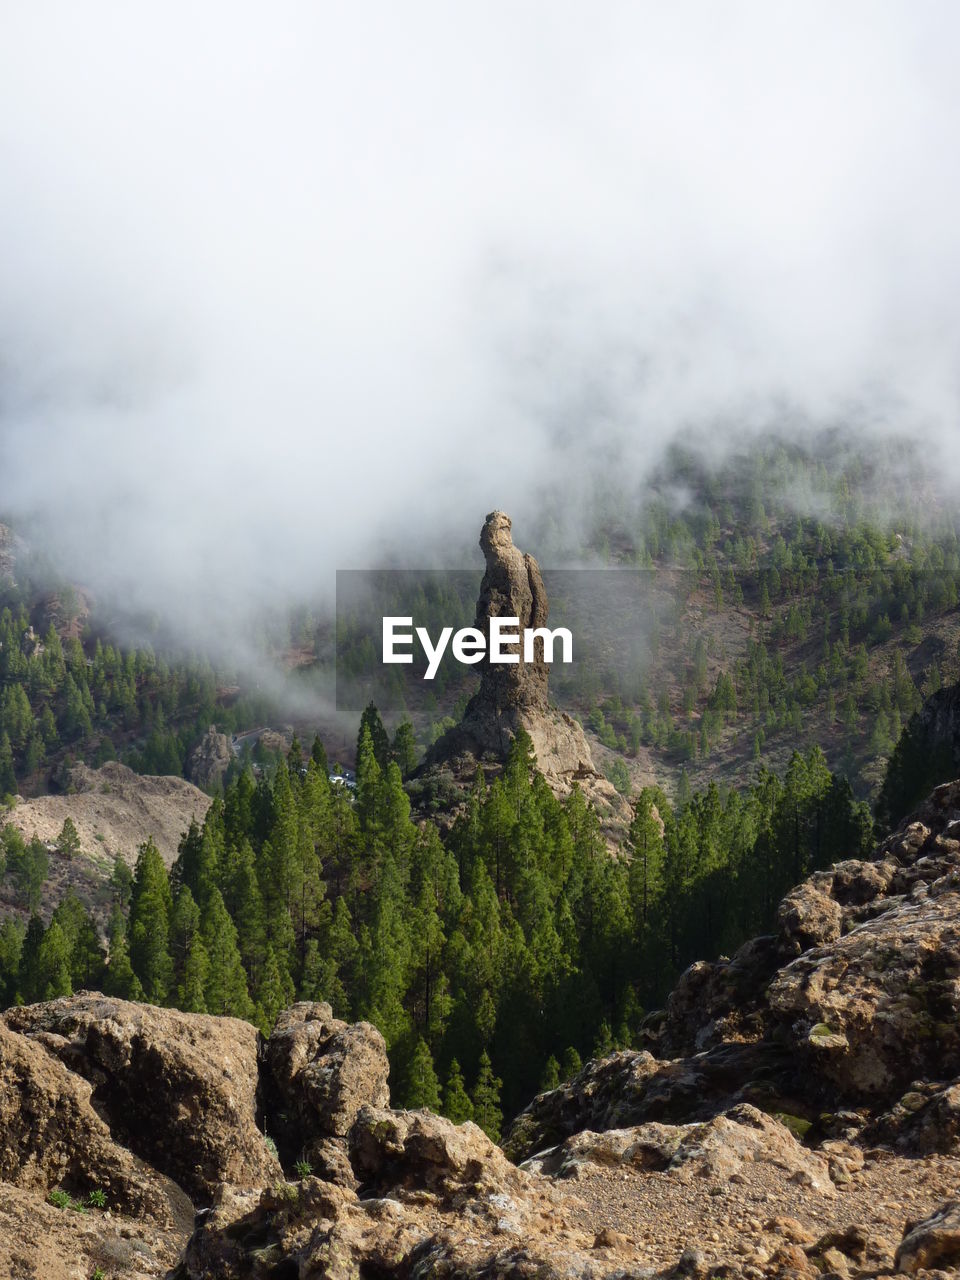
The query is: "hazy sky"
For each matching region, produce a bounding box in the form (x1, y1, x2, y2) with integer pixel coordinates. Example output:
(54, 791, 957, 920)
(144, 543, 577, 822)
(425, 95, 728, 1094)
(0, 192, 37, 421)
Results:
(1, 2, 958, 624)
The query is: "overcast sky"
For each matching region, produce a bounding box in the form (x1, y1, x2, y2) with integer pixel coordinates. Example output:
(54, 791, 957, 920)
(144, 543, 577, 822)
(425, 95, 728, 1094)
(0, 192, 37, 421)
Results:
(1, 2, 958, 625)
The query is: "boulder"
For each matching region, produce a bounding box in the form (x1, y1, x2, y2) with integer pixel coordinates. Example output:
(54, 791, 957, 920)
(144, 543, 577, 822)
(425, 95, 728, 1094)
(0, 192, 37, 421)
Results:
(3, 993, 280, 1201)
(350, 1103, 522, 1196)
(766, 882, 960, 1101)
(262, 1002, 390, 1166)
(522, 1105, 835, 1196)
(894, 1200, 960, 1275)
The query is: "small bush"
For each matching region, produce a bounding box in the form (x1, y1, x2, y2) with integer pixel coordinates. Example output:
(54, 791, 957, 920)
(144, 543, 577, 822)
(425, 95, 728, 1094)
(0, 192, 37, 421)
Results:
(48, 1189, 71, 1209)
(87, 1188, 107, 1209)
(264, 1135, 278, 1158)
(295, 1159, 312, 1178)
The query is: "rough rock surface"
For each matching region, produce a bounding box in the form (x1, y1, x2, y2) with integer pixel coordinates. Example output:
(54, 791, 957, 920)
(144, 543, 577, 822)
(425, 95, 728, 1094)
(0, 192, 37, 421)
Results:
(895, 1199, 960, 1275)
(522, 1104, 836, 1195)
(186, 725, 234, 790)
(3, 993, 279, 1201)
(262, 1001, 390, 1163)
(0, 1018, 189, 1227)
(182, 1107, 619, 1280)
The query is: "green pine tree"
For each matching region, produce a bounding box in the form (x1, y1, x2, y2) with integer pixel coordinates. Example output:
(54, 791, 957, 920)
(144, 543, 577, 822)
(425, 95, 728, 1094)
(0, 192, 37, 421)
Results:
(442, 1058, 474, 1124)
(539, 1054, 560, 1092)
(405, 1037, 441, 1111)
(560, 1046, 582, 1081)
(57, 817, 82, 860)
(201, 888, 253, 1019)
(128, 837, 174, 1003)
(471, 1051, 503, 1143)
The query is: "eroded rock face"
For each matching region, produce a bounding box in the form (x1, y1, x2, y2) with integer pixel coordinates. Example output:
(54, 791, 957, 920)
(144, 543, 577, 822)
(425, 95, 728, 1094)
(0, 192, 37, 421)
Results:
(0, 1019, 189, 1228)
(187, 725, 234, 790)
(428, 512, 594, 775)
(181, 1107, 611, 1280)
(474, 510, 551, 719)
(423, 515, 633, 840)
(3, 993, 279, 1202)
(262, 1002, 390, 1164)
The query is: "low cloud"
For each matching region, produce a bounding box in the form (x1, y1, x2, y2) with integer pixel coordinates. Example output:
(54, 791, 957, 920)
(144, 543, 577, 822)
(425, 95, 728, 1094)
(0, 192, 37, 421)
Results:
(1, 2, 958, 638)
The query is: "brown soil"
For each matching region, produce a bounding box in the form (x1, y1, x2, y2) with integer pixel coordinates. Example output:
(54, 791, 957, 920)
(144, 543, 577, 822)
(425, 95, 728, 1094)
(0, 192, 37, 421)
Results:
(562, 1149, 960, 1274)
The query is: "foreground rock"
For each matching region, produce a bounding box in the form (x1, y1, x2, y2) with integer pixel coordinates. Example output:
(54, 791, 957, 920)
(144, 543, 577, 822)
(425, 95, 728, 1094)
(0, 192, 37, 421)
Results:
(4, 993, 280, 1201)
(522, 1104, 835, 1196)
(895, 1200, 960, 1275)
(0, 1017, 189, 1227)
(261, 1001, 390, 1173)
(181, 1107, 623, 1280)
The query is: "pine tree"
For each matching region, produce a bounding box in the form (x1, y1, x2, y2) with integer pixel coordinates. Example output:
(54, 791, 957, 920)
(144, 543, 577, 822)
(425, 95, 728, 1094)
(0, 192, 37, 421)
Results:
(104, 905, 144, 1001)
(201, 888, 253, 1018)
(539, 1054, 560, 1092)
(57, 817, 81, 860)
(17, 914, 45, 1003)
(357, 702, 390, 771)
(37, 921, 72, 999)
(355, 724, 383, 832)
(471, 1051, 503, 1143)
(560, 1046, 582, 1081)
(226, 839, 268, 989)
(128, 837, 173, 1003)
(255, 945, 291, 1035)
(405, 1037, 441, 1111)
(180, 933, 210, 1013)
(310, 733, 329, 776)
(391, 719, 417, 778)
(0, 730, 15, 798)
(442, 1058, 474, 1123)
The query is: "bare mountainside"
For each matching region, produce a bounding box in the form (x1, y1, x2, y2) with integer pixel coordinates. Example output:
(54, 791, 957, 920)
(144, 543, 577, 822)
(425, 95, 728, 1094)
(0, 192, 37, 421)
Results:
(5, 781, 960, 1275)
(3, 760, 211, 869)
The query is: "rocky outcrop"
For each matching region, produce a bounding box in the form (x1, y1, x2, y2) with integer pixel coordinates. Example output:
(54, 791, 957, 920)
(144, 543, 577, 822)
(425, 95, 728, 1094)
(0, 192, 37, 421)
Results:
(186, 725, 234, 790)
(522, 1104, 836, 1196)
(181, 1107, 613, 1280)
(427, 512, 594, 775)
(3, 759, 212, 870)
(3, 993, 280, 1201)
(261, 1001, 390, 1166)
(424, 513, 629, 831)
(0, 1018, 190, 1227)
